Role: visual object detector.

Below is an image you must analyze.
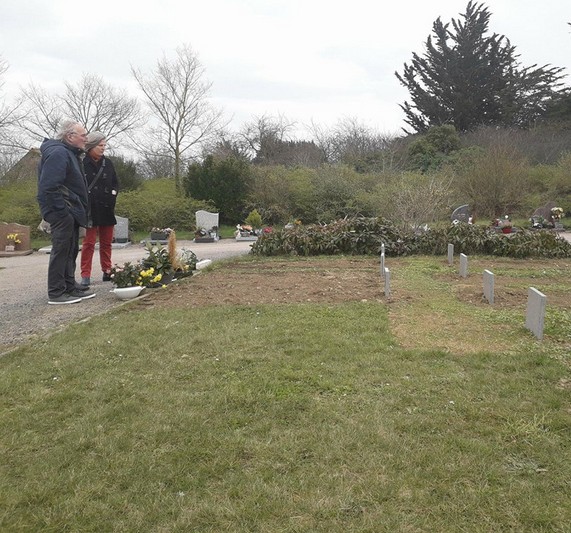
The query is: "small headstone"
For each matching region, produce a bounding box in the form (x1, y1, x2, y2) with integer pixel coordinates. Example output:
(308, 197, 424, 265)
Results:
(195, 210, 219, 242)
(114, 216, 129, 243)
(532, 201, 557, 221)
(447, 243, 454, 265)
(384, 267, 390, 298)
(483, 269, 494, 304)
(451, 204, 470, 223)
(380, 252, 385, 278)
(0, 222, 32, 255)
(526, 287, 546, 340)
(459, 253, 468, 278)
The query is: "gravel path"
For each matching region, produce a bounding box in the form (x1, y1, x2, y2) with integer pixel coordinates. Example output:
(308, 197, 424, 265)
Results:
(0, 239, 254, 355)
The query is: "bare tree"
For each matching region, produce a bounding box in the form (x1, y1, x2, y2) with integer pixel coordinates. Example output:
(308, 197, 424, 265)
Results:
(132, 44, 224, 188)
(0, 56, 22, 147)
(16, 74, 142, 147)
(64, 74, 141, 140)
(311, 117, 404, 172)
(15, 82, 62, 143)
(239, 114, 296, 160)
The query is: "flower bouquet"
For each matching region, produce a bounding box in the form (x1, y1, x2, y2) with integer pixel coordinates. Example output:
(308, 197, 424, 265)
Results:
(109, 262, 142, 288)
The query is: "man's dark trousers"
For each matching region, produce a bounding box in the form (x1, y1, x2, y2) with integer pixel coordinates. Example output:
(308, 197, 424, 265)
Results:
(47, 213, 80, 299)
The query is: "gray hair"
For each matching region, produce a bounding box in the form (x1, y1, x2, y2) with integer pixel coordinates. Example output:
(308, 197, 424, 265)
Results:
(55, 120, 82, 140)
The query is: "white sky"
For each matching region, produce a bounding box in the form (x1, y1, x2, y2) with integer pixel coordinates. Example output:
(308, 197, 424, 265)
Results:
(0, 0, 569, 139)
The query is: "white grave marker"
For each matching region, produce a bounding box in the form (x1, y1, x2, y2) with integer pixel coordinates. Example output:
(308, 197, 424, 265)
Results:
(448, 243, 454, 265)
(525, 287, 546, 340)
(380, 252, 385, 278)
(483, 269, 494, 304)
(459, 253, 468, 278)
(384, 267, 390, 298)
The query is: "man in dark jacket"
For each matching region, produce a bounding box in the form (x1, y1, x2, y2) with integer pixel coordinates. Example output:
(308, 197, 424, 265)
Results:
(37, 120, 96, 304)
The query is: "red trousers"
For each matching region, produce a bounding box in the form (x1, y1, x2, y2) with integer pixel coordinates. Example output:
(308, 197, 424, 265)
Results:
(80, 225, 114, 277)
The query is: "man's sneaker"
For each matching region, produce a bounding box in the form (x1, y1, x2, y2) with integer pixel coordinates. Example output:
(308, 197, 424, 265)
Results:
(48, 294, 82, 305)
(80, 277, 91, 288)
(67, 289, 96, 300)
(102, 272, 112, 282)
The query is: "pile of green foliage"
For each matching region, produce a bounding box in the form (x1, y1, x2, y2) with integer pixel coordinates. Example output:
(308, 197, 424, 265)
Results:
(251, 217, 571, 258)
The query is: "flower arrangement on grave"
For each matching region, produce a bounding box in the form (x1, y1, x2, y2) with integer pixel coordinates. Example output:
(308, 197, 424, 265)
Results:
(141, 242, 173, 279)
(551, 207, 564, 221)
(151, 227, 173, 236)
(6, 233, 21, 245)
(109, 262, 142, 288)
(138, 266, 163, 287)
(150, 227, 173, 241)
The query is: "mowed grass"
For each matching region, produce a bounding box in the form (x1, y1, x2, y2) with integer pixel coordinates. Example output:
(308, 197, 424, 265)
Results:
(1, 256, 571, 532)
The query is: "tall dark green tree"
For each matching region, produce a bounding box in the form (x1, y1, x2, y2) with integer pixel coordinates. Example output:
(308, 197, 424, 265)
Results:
(184, 155, 252, 224)
(396, 1, 566, 133)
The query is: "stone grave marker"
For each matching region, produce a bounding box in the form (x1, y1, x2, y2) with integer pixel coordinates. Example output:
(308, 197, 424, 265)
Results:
(0, 222, 32, 256)
(459, 253, 468, 278)
(195, 210, 219, 242)
(380, 251, 385, 278)
(114, 216, 129, 243)
(451, 204, 470, 223)
(384, 267, 390, 298)
(483, 269, 494, 304)
(525, 287, 546, 340)
(448, 243, 454, 265)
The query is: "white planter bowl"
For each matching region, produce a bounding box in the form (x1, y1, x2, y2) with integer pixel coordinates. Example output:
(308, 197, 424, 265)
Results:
(113, 286, 144, 300)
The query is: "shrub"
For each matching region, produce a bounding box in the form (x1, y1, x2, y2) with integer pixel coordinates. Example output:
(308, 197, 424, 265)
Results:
(116, 178, 213, 232)
(251, 216, 571, 258)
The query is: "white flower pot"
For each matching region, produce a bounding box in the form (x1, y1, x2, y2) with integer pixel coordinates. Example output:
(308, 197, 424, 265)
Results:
(112, 286, 144, 300)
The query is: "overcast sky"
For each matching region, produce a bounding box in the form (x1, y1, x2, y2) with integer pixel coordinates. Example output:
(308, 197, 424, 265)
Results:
(0, 0, 569, 139)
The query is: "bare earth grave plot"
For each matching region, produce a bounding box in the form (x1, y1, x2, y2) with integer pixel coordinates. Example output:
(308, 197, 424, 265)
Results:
(129, 255, 570, 357)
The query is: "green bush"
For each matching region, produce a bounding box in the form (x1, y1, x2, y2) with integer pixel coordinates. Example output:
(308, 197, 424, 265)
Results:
(252, 216, 571, 258)
(116, 178, 213, 232)
(251, 217, 412, 256)
(0, 178, 43, 236)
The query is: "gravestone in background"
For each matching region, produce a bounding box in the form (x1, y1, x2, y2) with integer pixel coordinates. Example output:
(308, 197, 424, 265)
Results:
(195, 210, 219, 242)
(114, 216, 129, 243)
(532, 201, 557, 221)
(451, 204, 470, 223)
(0, 222, 33, 256)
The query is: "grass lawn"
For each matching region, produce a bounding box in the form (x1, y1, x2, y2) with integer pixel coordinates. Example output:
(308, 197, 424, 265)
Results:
(1, 255, 570, 532)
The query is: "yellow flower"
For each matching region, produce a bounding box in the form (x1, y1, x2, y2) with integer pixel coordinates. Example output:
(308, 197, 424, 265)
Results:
(7, 233, 21, 244)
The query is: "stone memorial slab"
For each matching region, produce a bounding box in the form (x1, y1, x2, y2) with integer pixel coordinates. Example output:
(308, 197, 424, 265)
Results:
(483, 269, 494, 304)
(380, 252, 385, 278)
(459, 253, 468, 278)
(525, 287, 546, 340)
(114, 216, 129, 243)
(0, 222, 33, 256)
(451, 204, 470, 223)
(195, 210, 219, 242)
(448, 243, 454, 265)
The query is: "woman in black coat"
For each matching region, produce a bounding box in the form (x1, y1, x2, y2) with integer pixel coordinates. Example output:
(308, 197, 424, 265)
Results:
(80, 132, 119, 286)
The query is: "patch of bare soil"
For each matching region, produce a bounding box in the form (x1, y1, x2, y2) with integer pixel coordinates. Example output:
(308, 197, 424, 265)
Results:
(140, 257, 384, 309)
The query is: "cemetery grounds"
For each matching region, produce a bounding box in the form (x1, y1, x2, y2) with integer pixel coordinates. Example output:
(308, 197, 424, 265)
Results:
(1, 254, 570, 531)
